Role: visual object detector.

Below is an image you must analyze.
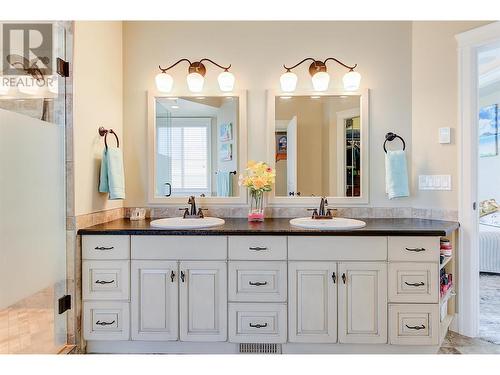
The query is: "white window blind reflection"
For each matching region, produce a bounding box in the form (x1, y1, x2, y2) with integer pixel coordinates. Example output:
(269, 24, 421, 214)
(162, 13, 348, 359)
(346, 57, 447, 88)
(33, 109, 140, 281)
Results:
(157, 117, 211, 195)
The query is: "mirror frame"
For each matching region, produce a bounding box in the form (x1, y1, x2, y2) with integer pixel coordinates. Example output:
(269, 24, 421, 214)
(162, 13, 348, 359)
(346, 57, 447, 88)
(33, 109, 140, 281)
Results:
(147, 90, 248, 205)
(266, 88, 370, 206)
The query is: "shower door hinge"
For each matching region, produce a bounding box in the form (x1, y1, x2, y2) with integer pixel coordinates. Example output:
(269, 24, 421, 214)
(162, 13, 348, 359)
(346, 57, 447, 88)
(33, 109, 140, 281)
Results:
(58, 295, 71, 314)
(473, 202, 477, 210)
(56, 58, 70, 77)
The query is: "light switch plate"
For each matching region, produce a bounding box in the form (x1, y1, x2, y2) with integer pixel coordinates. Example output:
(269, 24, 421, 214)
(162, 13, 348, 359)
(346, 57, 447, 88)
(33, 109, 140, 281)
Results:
(418, 175, 452, 190)
(439, 127, 451, 144)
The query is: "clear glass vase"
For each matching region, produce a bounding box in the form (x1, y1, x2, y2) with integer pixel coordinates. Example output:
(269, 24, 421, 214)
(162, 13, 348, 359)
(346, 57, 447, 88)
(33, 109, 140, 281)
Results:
(248, 190, 265, 222)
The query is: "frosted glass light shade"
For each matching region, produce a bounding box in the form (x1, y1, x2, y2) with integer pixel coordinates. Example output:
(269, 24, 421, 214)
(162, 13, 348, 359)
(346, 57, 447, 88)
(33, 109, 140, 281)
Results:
(218, 71, 235, 92)
(311, 71, 330, 91)
(280, 71, 298, 92)
(155, 72, 174, 93)
(187, 72, 204, 93)
(343, 70, 361, 91)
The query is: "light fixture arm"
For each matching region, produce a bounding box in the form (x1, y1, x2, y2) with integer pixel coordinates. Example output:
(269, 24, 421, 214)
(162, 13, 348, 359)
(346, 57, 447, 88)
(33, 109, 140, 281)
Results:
(159, 58, 192, 73)
(199, 58, 231, 71)
(322, 57, 357, 71)
(283, 57, 357, 73)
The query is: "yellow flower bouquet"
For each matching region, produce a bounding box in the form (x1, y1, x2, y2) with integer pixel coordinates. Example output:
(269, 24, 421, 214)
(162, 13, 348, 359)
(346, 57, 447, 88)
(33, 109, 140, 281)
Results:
(238, 161, 275, 221)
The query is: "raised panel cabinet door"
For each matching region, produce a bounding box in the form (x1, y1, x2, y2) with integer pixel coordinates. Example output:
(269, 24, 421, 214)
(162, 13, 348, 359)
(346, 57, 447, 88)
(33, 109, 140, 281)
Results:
(288, 261, 338, 343)
(131, 260, 178, 341)
(338, 262, 387, 344)
(179, 261, 227, 342)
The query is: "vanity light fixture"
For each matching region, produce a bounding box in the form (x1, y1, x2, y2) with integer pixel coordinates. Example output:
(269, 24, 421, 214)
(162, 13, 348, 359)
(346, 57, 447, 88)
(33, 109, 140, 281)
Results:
(156, 58, 235, 93)
(280, 57, 361, 92)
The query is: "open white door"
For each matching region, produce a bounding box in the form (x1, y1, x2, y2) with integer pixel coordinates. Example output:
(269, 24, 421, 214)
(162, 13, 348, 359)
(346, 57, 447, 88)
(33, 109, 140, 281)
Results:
(287, 116, 298, 195)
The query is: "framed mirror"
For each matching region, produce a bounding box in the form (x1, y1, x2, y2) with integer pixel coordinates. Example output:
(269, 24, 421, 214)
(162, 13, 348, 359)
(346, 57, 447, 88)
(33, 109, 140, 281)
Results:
(148, 91, 247, 204)
(266, 89, 369, 205)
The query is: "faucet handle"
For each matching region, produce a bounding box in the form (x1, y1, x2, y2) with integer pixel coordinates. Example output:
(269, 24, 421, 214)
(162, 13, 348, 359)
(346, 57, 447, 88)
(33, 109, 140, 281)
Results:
(307, 208, 319, 218)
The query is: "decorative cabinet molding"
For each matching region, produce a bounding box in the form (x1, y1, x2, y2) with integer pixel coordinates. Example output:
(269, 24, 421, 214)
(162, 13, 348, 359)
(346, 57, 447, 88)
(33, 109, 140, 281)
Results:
(131, 260, 178, 341)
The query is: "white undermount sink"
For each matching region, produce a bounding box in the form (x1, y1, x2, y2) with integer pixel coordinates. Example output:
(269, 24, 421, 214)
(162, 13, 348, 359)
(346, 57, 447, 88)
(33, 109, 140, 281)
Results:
(289, 217, 366, 230)
(150, 217, 225, 229)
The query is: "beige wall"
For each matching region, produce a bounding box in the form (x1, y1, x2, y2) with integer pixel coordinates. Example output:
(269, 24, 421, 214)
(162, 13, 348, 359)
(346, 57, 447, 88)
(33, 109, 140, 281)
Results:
(411, 21, 490, 210)
(122, 21, 413, 207)
(73, 21, 124, 215)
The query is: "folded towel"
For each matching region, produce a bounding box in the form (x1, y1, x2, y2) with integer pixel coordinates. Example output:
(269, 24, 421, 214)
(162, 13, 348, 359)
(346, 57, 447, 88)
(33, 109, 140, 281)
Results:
(385, 150, 409, 199)
(216, 171, 233, 197)
(99, 147, 125, 200)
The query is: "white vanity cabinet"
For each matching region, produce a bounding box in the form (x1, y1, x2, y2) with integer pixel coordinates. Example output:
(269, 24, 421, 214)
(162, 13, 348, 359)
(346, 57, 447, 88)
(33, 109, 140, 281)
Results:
(81, 230, 456, 354)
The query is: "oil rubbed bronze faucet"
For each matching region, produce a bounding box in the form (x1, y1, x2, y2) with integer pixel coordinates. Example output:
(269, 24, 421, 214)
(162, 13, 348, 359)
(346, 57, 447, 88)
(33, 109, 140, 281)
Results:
(308, 197, 334, 219)
(179, 196, 206, 218)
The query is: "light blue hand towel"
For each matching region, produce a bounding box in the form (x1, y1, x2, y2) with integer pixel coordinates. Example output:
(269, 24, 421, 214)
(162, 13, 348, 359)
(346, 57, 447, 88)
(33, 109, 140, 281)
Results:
(385, 150, 409, 199)
(99, 147, 125, 200)
(216, 171, 233, 197)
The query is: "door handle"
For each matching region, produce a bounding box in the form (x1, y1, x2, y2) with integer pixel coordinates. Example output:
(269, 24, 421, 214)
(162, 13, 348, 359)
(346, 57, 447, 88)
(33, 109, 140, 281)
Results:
(248, 281, 267, 286)
(170, 270, 175, 282)
(341, 273, 346, 284)
(95, 280, 114, 284)
(96, 320, 115, 326)
(405, 324, 426, 330)
(404, 281, 425, 287)
(180, 271, 185, 283)
(249, 323, 268, 328)
(332, 272, 336, 284)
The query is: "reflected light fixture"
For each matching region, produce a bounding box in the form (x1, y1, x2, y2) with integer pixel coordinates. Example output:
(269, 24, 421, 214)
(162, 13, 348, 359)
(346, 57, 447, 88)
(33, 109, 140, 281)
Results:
(156, 58, 235, 93)
(280, 57, 361, 92)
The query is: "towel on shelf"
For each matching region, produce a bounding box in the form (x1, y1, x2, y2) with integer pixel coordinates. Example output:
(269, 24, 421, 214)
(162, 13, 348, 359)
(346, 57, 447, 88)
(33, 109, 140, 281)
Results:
(385, 150, 409, 199)
(216, 171, 233, 197)
(99, 147, 125, 200)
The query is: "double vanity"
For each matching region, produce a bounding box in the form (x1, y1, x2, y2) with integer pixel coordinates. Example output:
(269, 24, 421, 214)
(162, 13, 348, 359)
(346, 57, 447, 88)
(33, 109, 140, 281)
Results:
(79, 217, 458, 354)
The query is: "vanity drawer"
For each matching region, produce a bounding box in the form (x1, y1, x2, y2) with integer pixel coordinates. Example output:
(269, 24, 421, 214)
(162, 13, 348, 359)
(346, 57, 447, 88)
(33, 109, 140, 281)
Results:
(83, 301, 130, 341)
(131, 236, 227, 260)
(228, 303, 287, 343)
(83, 260, 130, 300)
(389, 304, 440, 345)
(228, 236, 287, 260)
(388, 237, 440, 262)
(83, 235, 130, 260)
(288, 236, 387, 260)
(388, 263, 439, 303)
(229, 261, 287, 302)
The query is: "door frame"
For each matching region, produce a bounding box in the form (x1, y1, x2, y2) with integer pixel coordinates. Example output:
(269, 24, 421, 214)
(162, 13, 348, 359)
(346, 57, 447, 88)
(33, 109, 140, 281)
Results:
(456, 21, 500, 337)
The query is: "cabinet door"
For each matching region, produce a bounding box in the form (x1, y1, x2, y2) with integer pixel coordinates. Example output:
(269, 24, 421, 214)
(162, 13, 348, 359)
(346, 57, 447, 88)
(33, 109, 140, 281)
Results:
(338, 262, 387, 344)
(179, 261, 227, 342)
(288, 261, 337, 343)
(131, 260, 178, 341)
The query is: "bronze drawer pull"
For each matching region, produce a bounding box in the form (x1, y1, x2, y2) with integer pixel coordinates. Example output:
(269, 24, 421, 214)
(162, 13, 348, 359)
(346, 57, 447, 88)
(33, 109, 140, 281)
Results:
(404, 281, 425, 287)
(405, 247, 425, 252)
(94, 246, 114, 250)
(405, 324, 425, 330)
(249, 281, 268, 286)
(95, 280, 115, 284)
(96, 320, 115, 326)
(249, 323, 268, 328)
(249, 246, 268, 251)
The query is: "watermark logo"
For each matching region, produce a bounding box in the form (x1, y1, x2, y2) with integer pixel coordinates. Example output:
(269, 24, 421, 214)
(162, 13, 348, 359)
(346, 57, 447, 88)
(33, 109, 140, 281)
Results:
(2, 23, 53, 76)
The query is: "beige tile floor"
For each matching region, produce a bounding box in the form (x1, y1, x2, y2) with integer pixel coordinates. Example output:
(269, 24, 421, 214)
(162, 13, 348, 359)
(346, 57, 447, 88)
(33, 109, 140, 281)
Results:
(439, 331, 500, 354)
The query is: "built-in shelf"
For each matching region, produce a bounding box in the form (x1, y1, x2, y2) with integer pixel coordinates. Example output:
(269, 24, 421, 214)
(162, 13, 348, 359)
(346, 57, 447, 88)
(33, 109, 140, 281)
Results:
(440, 256, 452, 270)
(439, 314, 454, 344)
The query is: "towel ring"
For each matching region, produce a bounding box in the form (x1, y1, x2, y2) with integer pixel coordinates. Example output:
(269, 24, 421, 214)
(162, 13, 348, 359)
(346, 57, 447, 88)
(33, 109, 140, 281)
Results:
(98, 126, 120, 149)
(383, 132, 405, 153)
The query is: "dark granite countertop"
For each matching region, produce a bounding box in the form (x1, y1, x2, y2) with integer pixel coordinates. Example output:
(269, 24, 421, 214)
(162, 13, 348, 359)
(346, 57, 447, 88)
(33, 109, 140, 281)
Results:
(78, 218, 459, 237)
